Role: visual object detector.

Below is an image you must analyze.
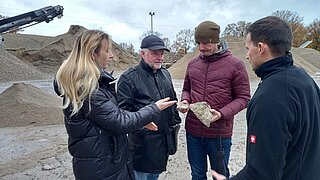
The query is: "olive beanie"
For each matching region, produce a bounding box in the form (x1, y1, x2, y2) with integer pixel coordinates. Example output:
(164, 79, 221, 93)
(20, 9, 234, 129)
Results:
(195, 21, 220, 43)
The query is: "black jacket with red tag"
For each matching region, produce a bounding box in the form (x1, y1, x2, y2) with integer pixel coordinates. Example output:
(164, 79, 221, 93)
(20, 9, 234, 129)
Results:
(232, 54, 320, 180)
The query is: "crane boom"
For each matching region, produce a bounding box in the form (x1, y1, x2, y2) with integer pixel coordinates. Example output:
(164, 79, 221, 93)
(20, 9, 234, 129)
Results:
(0, 5, 64, 45)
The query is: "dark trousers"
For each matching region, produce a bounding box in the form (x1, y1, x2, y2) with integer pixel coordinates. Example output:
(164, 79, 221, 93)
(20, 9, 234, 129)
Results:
(186, 132, 231, 180)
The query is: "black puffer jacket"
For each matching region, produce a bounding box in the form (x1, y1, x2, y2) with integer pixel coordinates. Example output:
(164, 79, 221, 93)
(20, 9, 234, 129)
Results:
(117, 60, 181, 173)
(54, 70, 160, 180)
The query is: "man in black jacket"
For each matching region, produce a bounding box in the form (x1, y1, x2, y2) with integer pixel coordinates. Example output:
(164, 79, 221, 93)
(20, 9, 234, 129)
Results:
(212, 16, 320, 180)
(117, 35, 181, 180)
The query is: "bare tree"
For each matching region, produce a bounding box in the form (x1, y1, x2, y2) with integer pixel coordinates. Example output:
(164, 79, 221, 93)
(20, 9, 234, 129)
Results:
(236, 21, 251, 37)
(294, 23, 309, 48)
(162, 37, 172, 51)
(271, 10, 303, 25)
(307, 19, 320, 51)
(271, 10, 307, 47)
(222, 23, 237, 37)
(172, 29, 195, 54)
(222, 21, 250, 37)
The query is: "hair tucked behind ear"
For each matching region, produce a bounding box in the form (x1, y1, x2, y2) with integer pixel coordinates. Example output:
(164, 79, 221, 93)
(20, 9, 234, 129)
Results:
(55, 30, 110, 116)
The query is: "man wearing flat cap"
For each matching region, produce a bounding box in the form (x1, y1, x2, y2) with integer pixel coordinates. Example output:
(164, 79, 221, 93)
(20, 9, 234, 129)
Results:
(117, 35, 181, 180)
(178, 20, 251, 179)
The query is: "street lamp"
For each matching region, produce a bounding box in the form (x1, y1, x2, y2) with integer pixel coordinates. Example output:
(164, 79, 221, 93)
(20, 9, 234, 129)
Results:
(149, 11, 155, 34)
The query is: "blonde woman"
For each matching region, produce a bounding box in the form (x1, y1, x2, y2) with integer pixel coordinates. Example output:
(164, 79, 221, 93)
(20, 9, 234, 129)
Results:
(54, 30, 176, 180)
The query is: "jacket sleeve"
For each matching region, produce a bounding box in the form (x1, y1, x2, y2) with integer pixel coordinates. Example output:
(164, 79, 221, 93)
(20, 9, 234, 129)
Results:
(181, 63, 191, 102)
(230, 86, 293, 180)
(87, 89, 160, 134)
(219, 60, 250, 119)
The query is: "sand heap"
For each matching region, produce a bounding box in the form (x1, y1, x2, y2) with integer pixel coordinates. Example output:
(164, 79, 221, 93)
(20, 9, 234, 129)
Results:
(1, 33, 57, 50)
(168, 49, 199, 80)
(2, 25, 139, 74)
(0, 47, 49, 82)
(0, 82, 63, 128)
(0, 25, 141, 129)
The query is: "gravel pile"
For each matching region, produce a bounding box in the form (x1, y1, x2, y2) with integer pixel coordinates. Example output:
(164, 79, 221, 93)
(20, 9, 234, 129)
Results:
(0, 82, 63, 128)
(0, 47, 50, 83)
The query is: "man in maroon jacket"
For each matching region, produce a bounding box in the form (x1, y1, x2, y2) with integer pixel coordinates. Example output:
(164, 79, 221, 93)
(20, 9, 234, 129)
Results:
(179, 20, 250, 179)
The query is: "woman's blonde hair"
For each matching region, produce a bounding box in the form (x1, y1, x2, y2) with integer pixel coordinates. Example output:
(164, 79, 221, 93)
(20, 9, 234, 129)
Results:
(56, 30, 110, 116)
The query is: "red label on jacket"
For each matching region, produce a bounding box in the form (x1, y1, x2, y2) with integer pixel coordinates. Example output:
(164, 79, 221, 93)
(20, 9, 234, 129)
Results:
(250, 135, 256, 144)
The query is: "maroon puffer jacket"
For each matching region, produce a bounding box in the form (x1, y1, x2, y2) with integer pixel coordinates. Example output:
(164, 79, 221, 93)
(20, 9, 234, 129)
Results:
(181, 47, 250, 138)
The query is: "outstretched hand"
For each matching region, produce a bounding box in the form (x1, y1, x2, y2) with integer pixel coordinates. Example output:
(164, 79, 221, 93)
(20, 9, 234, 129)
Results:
(211, 169, 227, 180)
(155, 97, 177, 111)
(177, 100, 189, 113)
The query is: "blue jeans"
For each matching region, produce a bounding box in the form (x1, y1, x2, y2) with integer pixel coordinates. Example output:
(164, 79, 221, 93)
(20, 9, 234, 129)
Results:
(186, 132, 232, 180)
(134, 170, 161, 180)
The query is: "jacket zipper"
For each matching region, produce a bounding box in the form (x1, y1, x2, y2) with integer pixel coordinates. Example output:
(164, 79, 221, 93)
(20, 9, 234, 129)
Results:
(201, 61, 210, 137)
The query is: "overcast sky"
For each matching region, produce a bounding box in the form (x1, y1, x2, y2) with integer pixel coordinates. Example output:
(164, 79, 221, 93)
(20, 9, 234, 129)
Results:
(1, 0, 319, 51)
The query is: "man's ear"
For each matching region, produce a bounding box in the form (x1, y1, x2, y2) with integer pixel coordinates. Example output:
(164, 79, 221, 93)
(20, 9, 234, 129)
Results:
(258, 42, 268, 55)
(139, 50, 145, 57)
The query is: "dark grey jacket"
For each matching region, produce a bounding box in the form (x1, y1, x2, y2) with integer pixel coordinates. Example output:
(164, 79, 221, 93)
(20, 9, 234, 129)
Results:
(117, 60, 181, 173)
(54, 70, 160, 180)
